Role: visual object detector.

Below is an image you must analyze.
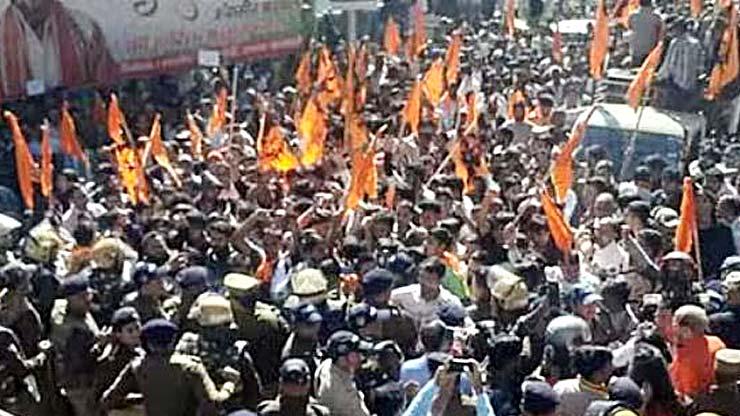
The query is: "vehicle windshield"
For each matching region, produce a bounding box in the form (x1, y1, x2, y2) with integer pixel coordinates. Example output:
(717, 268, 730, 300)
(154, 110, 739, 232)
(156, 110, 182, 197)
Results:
(577, 126, 683, 178)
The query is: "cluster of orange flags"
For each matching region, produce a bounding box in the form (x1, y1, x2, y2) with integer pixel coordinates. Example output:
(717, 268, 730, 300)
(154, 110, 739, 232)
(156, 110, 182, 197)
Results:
(505, 0, 516, 37)
(299, 97, 328, 166)
(590, 0, 610, 80)
(675, 177, 696, 253)
(384, 17, 401, 56)
(206, 87, 228, 137)
(402, 80, 423, 135)
(257, 115, 300, 173)
(60, 103, 87, 165)
(148, 114, 181, 187)
(541, 190, 573, 255)
(706, 4, 739, 100)
(626, 42, 663, 109)
(40, 122, 53, 199)
(108, 94, 126, 145)
(551, 106, 596, 203)
(4, 111, 36, 209)
(186, 110, 204, 159)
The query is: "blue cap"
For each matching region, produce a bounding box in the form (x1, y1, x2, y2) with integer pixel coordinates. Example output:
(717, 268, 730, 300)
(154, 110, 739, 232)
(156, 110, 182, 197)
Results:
(293, 304, 323, 324)
(133, 262, 160, 287)
(568, 284, 603, 307)
(362, 268, 396, 297)
(176, 266, 210, 289)
(521, 381, 559, 413)
(111, 306, 140, 330)
(141, 319, 178, 346)
(436, 303, 467, 327)
(60, 273, 90, 297)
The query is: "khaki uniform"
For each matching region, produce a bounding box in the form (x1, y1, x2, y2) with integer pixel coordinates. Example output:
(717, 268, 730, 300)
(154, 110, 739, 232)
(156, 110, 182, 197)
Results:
(92, 344, 142, 400)
(257, 396, 330, 416)
(100, 352, 235, 416)
(49, 300, 100, 416)
(313, 359, 371, 416)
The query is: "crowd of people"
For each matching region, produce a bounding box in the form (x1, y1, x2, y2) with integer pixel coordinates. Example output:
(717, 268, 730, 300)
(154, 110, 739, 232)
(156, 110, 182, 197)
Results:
(1, 0, 740, 415)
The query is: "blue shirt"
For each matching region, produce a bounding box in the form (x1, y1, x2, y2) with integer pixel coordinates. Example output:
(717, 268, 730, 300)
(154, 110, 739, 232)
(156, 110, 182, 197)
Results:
(401, 378, 495, 416)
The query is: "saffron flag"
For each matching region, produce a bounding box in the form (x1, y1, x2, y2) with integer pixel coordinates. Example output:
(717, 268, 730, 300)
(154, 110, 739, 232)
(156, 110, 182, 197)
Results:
(552, 29, 563, 63)
(589, 0, 610, 80)
(316, 46, 344, 109)
(691, 0, 702, 17)
(505, 0, 516, 36)
(346, 145, 377, 210)
(4, 111, 35, 210)
(258, 119, 300, 173)
(206, 87, 228, 137)
(384, 17, 401, 56)
(451, 139, 473, 194)
(410, 1, 427, 58)
(541, 190, 573, 255)
(445, 33, 462, 85)
(402, 80, 423, 135)
(149, 114, 181, 187)
(551, 107, 595, 203)
(60, 102, 87, 165)
(626, 41, 663, 109)
(108, 94, 126, 145)
(613, 0, 639, 27)
(299, 97, 328, 166)
(675, 177, 696, 253)
(186, 110, 204, 159)
(295, 50, 313, 96)
(463, 92, 479, 136)
(40, 122, 53, 199)
(706, 5, 739, 100)
(116, 146, 149, 205)
(507, 90, 528, 119)
(422, 58, 445, 107)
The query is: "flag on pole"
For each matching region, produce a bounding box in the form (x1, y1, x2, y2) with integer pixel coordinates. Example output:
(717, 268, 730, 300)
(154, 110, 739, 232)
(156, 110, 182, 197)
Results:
(409, 1, 427, 58)
(295, 50, 313, 96)
(4, 111, 35, 210)
(40, 122, 53, 199)
(149, 114, 181, 187)
(505, 0, 516, 37)
(422, 58, 445, 107)
(108, 94, 126, 145)
(541, 190, 573, 255)
(706, 5, 739, 100)
(384, 17, 401, 56)
(626, 41, 663, 109)
(402, 80, 423, 135)
(675, 177, 696, 253)
(445, 32, 463, 85)
(207, 87, 228, 137)
(60, 102, 87, 165)
(551, 108, 595, 203)
(589, 0, 610, 80)
(186, 110, 204, 159)
(258, 116, 300, 173)
(346, 145, 377, 210)
(299, 97, 328, 166)
(451, 139, 473, 194)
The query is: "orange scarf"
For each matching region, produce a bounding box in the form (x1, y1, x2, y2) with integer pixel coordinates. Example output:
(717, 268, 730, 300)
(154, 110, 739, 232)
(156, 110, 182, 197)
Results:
(669, 335, 725, 396)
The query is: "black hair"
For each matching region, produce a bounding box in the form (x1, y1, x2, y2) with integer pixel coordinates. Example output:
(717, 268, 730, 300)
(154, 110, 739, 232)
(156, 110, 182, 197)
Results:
(420, 257, 446, 279)
(628, 343, 682, 415)
(574, 345, 613, 379)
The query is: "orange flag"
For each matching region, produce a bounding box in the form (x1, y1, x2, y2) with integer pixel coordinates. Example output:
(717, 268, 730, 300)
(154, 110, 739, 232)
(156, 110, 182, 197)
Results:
(402, 80, 423, 135)
(346, 145, 377, 210)
(316, 46, 344, 109)
(108, 94, 126, 145)
(384, 17, 401, 56)
(116, 146, 149, 205)
(296, 51, 313, 96)
(552, 30, 563, 64)
(60, 102, 87, 165)
(385, 183, 397, 209)
(463, 92, 479, 136)
(589, 0, 610, 80)
(451, 139, 473, 194)
(626, 42, 663, 109)
(186, 110, 204, 159)
(422, 58, 445, 107)
(4, 111, 35, 210)
(40, 122, 53, 199)
(690, 0, 702, 17)
(258, 117, 300, 173)
(551, 107, 595, 203)
(445, 32, 462, 85)
(707, 5, 739, 100)
(207, 87, 228, 137)
(613, 0, 639, 27)
(507, 89, 528, 119)
(356, 43, 368, 81)
(541, 190, 573, 255)
(505, 0, 516, 36)
(149, 114, 181, 187)
(342, 45, 357, 117)
(348, 113, 369, 152)
(299, 97, 328, 166)
(675, 177, 696, 253)
(410, 1, 427, 58)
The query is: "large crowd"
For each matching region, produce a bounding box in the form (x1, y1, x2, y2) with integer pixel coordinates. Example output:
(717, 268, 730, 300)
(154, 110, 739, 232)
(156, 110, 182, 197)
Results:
(1, 0, 740, 415)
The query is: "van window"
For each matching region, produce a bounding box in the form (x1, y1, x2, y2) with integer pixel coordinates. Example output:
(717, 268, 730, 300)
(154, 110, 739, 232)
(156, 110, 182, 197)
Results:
(577, 126, 683, 178)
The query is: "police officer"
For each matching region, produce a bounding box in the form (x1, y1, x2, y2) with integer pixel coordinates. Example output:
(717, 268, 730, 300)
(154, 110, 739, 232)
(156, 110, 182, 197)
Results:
(100, 319, 240, 415)
(0, 325, 46, 416)
(176, 292, 262, 410)
(0, 261, 43, 358)
(282, 303, 323, 376)
(171, 266, 210, 333)
(257, 359, 330, 416)
(286, 269, 346, 343)
(314, 330, 372, 416)
(50, 273, 101, 416)
(225, 273, 289, 398)
(122, 262, 168, 323)
(92, 307, 143, 401)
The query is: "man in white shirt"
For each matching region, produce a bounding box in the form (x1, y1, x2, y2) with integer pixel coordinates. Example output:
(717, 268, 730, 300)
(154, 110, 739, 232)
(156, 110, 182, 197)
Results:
(390, 257, 463, 327)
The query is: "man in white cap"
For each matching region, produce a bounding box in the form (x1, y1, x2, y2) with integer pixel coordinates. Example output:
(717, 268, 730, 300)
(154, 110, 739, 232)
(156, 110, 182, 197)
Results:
(689, 348, 740, 415)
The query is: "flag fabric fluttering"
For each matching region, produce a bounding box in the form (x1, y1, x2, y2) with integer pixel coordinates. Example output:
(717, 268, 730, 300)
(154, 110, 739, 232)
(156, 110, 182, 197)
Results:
(626, 41, 663, 109)
(108, 94, 126, 145)
(40, 122, 53, 199)
(116, 146, 149, 205)
(206, 87, 228, 137)
(408, 1, 427, 59)
(316, 46, 344, 109)
(706, 5, 739, 100)
(445, 32, 462, 85)
(60, 102, 87, 165)
(149, 114, 181, 187)
(295, 50, 313, 96)
(541, 190, 574, 255)
(4, 111, 35, 210)
(299, 97, 328, 166)
(258, 116, 300, 173)
(422, 58, 445, 107)
(346, 145, 377, 210)
(675, 177, 696, 253)
(589, 0, 610, 80)
(384, 17, 401, 56)
(505, 0, 516, 37)
(402, 80, 423, 135)
(551, 107, 595, 203)
(186, 110, 204, 159)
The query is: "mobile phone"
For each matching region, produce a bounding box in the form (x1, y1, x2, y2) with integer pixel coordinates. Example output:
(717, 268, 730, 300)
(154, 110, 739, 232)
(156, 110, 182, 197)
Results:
(448, 358, 473, 373)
